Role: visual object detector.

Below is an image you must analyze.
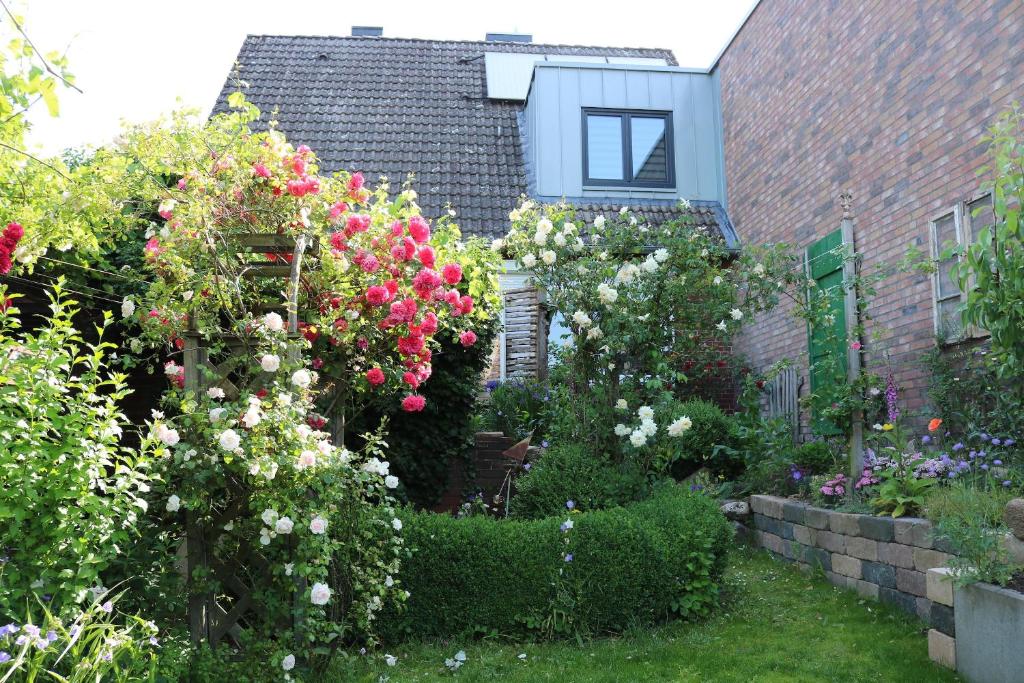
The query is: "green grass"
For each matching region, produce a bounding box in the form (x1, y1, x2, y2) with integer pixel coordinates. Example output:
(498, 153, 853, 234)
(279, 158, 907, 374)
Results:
(336, 549, 960, 682)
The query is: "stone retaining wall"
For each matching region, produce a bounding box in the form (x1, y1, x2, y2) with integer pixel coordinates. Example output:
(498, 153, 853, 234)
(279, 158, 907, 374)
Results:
(748, 495, 956, 637)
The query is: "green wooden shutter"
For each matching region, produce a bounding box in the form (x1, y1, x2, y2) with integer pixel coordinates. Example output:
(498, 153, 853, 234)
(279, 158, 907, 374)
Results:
(806, 229, 847, 436)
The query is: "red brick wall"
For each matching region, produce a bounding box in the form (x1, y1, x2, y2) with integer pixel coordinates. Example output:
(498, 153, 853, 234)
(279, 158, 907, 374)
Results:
(718, 0, 1024, 427)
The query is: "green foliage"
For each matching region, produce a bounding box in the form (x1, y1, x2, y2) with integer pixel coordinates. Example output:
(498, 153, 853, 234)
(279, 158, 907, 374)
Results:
(0, 286, 152, 616)
(668, 399, 737, 479)
(925, 345, 1024, 442)
(0, 592, 159, 682)
(380, 485, 732, 641)
(508, 443, 650, 519)
(870, 460, 936, 518)
(927, 483, 1018, 586)
(953, 105, 1024, 378)
(478, 377, 551, 440)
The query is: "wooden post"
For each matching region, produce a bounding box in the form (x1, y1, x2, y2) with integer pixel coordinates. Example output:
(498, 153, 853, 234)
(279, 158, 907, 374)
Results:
(839, 191, 865, 480)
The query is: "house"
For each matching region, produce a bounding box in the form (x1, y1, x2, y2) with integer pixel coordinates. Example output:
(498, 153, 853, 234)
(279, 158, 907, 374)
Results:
(212, 29, 736, 381)
(714, 0, 1024, 436)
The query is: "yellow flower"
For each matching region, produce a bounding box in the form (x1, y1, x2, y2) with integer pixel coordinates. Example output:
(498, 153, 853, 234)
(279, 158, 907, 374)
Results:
(882, 423, 894, 431)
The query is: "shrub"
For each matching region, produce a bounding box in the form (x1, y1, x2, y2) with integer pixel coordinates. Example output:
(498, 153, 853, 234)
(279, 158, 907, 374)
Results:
(926, 483, 1018, 586)
(669, 399, 736, 479)
(509, 443, 650, 519)
(379, 484, 732, 641)
(0, 288, 151, 615)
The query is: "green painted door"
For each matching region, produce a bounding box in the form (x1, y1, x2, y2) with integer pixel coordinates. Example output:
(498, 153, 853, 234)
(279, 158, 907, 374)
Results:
(806, 229, 847, 436)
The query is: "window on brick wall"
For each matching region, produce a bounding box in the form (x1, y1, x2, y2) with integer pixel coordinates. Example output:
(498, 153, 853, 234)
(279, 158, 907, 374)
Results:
(929, 193, 993, 343)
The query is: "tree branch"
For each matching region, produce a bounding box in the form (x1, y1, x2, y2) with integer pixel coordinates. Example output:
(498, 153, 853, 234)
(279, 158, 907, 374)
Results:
(0, 141, 71, 181)
(0, 0, 84, 93)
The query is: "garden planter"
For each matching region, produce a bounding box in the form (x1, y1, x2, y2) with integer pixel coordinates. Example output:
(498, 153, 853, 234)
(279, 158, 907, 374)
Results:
(953, 581, 1024, 683)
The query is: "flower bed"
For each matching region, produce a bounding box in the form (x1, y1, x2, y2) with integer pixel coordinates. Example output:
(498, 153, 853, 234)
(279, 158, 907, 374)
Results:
(379, 485, 732, 641)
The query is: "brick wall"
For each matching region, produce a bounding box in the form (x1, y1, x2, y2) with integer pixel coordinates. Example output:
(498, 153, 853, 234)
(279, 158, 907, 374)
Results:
(718, 0, 1024, 424)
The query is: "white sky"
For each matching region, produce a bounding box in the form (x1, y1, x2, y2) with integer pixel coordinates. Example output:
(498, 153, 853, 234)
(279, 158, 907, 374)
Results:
(14, 0, 757, 155)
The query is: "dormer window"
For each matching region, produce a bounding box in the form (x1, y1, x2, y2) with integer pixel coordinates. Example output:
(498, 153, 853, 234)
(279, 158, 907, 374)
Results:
(582, 109, 674, 188)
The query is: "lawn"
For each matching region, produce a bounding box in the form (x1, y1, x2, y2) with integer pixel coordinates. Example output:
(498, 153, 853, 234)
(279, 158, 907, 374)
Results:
(341, 549, 960, 682)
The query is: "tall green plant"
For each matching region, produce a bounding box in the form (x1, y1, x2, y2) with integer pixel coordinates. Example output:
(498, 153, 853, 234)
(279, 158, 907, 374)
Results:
(954, 105, 1024, 379)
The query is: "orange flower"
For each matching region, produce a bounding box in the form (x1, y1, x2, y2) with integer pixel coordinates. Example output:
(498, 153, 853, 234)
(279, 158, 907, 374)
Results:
(928, 418, 943, 432)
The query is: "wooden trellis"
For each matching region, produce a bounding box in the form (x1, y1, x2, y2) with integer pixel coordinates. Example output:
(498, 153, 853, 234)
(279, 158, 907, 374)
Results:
(181, 233, 312, 648)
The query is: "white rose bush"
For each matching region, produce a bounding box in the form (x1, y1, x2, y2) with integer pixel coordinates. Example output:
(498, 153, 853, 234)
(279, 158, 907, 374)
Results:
(502, 199, 787, 473)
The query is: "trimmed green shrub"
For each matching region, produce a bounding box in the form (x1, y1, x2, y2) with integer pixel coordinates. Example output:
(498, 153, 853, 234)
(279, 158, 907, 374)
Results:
(380, 484, 732, 641)
(670, 399, 737, 479)
(509, 443, 650, 519)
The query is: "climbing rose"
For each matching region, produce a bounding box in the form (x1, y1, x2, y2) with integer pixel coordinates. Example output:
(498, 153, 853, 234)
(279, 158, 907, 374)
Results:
(218, 429, 241, 451)
(281, 654, 295, 671)
(459, 330, 477, 347)
(310, 582, 332, 605)
(166, 495, 181, 512)
(408, 215, 430, 243)
(401, 394, 426, 412)
(418, 246, 436, 268)
(442, 263, 463, 285)
(366, 285, 390, 306)
(260, 354, 281, 372)
(263, 311, 284, 331)
(310, 516, 328, 535)
(291, 369, 312, 389)
(412, 269, 442, 299)
(366, 367, 386, 386)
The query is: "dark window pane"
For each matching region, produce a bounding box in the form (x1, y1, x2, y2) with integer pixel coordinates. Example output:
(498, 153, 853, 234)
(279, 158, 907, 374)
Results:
(967, 194, 993, 240)
(631, 116, 668, 182)
(586, 115, 623, 180)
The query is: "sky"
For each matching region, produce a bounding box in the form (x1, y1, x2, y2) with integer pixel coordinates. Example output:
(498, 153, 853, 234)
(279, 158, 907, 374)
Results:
(14, 0, 758, 154)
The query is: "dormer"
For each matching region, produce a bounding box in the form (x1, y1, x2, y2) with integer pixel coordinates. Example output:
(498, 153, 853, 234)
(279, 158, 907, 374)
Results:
(493, 57, 726, 205)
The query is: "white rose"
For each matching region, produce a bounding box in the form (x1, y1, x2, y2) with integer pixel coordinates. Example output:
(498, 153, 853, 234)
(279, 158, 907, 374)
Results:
(491, 238, 504, 251)
(638, 406, 655, 421)
(385, 654, 397, 667)
(209, 407, 226, 422)
(157, 425, 180, 447)
(241, 407, 261, 428)
(619, 206, 628, 215)
(275, 517, 294, 535)
(640, 419, 657, 437)
(281, 654, 295, 671)
(121, 298, 135, 318)
(571, 311, 592, 328)
(597, 283, 618, 304)
(291, 369, 312, 389)
(207, 387, 225, 399)
(310, 516, 328, 535)
(614, 424, 630, 436)
(629, 430, 647, 447)
(521, 253, 537, 268)
(392, 518, 403, 531)
(297, 450, 317, 469)
(533, 231, 548, 246)
(384, 475, 400, 489)
(553, 232, 567, 247)
(263, 312, 284, 332)
(218, 429, 241, 451)
(261, 509, 278, 526)
(165, 494, 181, 512)
(752, 263, 765, 276)
(668, 416, 693, 436)
(594, 215, 606, 229)
(284, 562, 293, 576)
(713, 275, 723, 285)
(260, 354, 281, 372)
(615, 399, 628, 410)
(536, 217, 553, 234)
(641, 256, 658, 273)
(716, 320, 728, 332)
(730, 308, 743, 321)
(541, 250, 556, 265)
(310, 582, 332, 605)
(653, 248, 669, 263)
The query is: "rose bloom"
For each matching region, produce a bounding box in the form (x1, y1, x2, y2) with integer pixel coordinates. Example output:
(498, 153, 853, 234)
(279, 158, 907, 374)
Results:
(442, 262, 462, 285)
(310, 516, 328, 535)
(260, 354, 281, 372)
(207, 387, 225, 399)
(166, 494, 181, 512)
(385, 475, 399, 489)
(401, 394, 426, 412)
(275, 517, 294, 534)
(292, 369, 312, 388)
(263, 312, 284, 331)
(310, 582, 332, 605)
(281, 654, 295, 672)
(366, 367, 386, 386)
(459, 330, 477, 347)
(218, 429, 241, 451)
(297, 450, 317, 469)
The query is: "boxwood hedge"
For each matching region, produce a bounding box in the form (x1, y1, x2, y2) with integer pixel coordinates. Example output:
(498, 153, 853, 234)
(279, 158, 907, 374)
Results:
(379, 484, 732, 641)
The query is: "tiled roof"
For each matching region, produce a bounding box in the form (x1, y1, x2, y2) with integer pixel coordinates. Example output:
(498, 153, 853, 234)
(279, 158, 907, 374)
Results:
(212, 35, 730, 243)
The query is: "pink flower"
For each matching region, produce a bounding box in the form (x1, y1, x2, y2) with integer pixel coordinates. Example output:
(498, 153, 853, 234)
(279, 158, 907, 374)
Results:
(459, 330, 478, 347)
(366, 368, 386, 386)
(328, 201, 349, 222)
(253, 162, 272, 178)
(459, 295, 474, 315)
(366, 285, 390, 306)
(346, 214, 371, 234)
(401, 394, 426, 412)
(359, 254, 381, 274)
(442, 263, 463, 285)
(397, 334, 425, 356)
(851, 341, 862, 350)
(402, 371, 419, 388)
(144, 238, 162, 261)
(347, 172, 365, 194)
(312, 357, 324, 369)
(418, 246, 436, 269)
(412, 269, 442, 300)
(408, 216, 430, 243)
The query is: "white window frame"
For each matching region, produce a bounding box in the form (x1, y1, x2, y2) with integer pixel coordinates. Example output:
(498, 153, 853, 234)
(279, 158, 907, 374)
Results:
(929, 193, 992, 343)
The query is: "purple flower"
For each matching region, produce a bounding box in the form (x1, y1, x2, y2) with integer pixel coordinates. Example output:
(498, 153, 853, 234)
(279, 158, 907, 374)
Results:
(22, 625, 39, 638)
(101, 601, 112, 614)
(0, 623, 17, 637)
(992, 438, 1003, 446)
(922, 435, 931, 444)
(564, 553, 573, 563)
(953, 442, 964, 451)
(1005, 438, 1016, 447)
(1004, 480, 1013, 487)
(791, 469, 803, 481)
(885, 373, 900, 423)
(46, 630, 57, 643)
(149, 636, 160, 647)
(980, 433, 990, 442)
(102, 651, 113, 662)
(994, 460, 1003, 466)
(0, 651, 9, 663)
(565, 500, 575, 510)
(522, 463, 531, 471)
(981, 464, 990, 470)
(541, 440, 549, 448)
(947, 472, 957, 478)
(34, 638, 48, 651)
